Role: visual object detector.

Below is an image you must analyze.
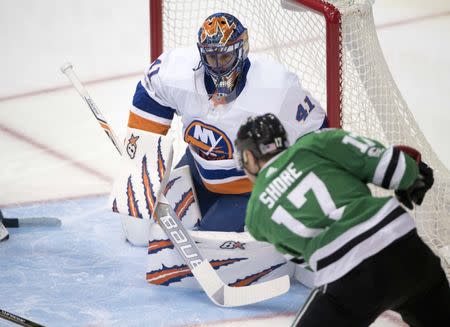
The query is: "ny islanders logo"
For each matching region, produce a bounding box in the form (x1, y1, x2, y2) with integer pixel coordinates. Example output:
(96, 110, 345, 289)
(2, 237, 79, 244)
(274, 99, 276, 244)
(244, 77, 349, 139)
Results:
(184, 120, 233, 160)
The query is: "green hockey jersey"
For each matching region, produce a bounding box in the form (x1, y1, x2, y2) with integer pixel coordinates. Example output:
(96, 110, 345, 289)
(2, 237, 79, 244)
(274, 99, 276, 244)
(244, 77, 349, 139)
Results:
(245, 129, 419, 286)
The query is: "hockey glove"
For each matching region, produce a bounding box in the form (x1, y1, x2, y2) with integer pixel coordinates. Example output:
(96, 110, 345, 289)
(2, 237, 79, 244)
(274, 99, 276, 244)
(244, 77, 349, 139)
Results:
(394, 146, 434, 209)
(0, 210, 9, 242)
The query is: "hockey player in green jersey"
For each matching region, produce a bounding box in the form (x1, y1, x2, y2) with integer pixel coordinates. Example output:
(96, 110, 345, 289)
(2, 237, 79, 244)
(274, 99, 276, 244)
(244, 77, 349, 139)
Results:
(234, 113, 450, 326)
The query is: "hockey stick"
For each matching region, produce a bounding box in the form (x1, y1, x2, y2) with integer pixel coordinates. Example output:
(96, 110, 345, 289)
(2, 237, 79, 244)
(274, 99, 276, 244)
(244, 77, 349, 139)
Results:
(0, 210, 61, 228)
(2, 217, 61, 228)
(156, 195, 290, 306)
(153, 145, 289, 306)
(0, 309, 44, 327)
(60, 64, 290, 306)
(60, 63, 123, 156)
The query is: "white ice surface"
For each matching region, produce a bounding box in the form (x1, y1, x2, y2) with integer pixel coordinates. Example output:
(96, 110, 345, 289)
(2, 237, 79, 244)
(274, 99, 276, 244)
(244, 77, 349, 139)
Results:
(0, 198, 310, 327)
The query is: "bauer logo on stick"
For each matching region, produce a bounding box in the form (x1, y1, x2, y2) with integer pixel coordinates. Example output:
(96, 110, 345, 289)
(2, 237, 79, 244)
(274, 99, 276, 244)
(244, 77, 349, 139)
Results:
(126, 134, 140, 159)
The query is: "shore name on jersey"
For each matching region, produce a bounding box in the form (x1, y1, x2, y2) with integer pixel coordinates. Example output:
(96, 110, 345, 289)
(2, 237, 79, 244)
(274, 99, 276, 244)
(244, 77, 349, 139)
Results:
(259, 162, 302, 209)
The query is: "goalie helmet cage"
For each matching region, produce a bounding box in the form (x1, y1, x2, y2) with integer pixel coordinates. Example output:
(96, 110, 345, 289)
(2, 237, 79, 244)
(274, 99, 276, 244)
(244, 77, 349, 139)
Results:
(149, 0, 450, 278)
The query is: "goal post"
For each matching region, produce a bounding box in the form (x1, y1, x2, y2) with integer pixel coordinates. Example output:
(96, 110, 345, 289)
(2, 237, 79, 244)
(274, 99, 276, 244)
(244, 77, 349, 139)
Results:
(149, 0, 163, 63)
(149, 0, 450, 278)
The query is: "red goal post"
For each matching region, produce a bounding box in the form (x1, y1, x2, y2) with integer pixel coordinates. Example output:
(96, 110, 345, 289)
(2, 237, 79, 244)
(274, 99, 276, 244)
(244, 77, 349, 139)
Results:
(149, 0, 450, 278)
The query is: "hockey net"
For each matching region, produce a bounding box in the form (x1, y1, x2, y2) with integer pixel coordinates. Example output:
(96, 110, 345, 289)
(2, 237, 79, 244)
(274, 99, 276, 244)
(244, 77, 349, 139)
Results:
(150, 0, 450, 278)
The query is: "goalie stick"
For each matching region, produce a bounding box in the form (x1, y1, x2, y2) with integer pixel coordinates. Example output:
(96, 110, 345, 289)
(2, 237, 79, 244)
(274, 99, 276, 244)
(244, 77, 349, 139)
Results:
(0, 210, 61, 228)
(155, 195, 290, 306)
(0, 309, 44, 327)
(60, 64, 290, 306)
(2, 217, 61, 228)
(60, 63, 123, 156)
(154, 143, 289, 306)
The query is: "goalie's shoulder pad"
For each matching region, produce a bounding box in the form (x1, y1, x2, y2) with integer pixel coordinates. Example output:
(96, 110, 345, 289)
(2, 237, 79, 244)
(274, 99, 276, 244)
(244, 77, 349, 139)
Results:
(143, 48, 199, 94)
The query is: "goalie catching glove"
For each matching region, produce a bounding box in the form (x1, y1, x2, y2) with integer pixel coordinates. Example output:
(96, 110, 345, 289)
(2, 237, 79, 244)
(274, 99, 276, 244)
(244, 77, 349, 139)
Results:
(394, 145, 434, 209)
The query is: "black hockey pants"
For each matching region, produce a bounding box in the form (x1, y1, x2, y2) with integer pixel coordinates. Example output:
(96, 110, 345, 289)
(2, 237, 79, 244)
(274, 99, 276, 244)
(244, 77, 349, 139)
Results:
(292, 230, 450, 327)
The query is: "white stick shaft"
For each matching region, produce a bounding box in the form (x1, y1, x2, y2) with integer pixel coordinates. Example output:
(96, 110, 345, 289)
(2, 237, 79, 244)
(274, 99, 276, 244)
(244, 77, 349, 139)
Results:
(60, 63, 123, 155)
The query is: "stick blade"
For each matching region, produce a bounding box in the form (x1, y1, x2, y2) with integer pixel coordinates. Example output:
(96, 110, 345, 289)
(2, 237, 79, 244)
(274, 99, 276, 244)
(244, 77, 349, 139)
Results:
(223, 274, 290, 307)
(191, 260, 290, 307)
(190, 260, 226, 306)
(17, 217, 62, 227)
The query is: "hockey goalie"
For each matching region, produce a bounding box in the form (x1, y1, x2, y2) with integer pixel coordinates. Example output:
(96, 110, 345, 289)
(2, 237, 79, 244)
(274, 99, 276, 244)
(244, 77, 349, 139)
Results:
(110, 12, 326, 290)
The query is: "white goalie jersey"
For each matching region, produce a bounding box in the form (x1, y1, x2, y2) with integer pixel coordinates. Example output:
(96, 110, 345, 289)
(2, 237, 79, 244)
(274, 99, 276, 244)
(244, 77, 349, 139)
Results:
(128, 47, 327, 195)
(110, 47, 325, 290)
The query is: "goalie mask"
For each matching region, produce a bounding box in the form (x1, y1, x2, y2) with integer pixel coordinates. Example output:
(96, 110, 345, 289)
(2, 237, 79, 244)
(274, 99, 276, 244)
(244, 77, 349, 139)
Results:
(234, 113, 289, 170)
(197, 13, 249, 103)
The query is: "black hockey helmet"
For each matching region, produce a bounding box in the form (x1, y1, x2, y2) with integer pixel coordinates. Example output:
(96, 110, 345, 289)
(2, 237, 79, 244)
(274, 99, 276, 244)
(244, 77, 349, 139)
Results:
(234, 113, 289, 170)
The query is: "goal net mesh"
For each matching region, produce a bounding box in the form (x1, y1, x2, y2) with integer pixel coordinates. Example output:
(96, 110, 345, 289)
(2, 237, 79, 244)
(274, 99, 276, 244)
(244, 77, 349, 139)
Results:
(155, 0, 450, 278)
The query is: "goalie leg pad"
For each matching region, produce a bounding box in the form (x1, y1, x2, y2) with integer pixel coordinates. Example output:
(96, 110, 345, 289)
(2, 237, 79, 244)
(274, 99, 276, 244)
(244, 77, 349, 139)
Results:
(146, 228, 294, 289)
(120, 164, 201, 247)
(110, 129, 173, 245)
(119, 214, 152, 246)
(163, 165, 201, 231)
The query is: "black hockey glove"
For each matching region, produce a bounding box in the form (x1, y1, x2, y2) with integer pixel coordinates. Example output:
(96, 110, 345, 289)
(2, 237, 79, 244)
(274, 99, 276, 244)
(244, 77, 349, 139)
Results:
(395, 161, 434, 209)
